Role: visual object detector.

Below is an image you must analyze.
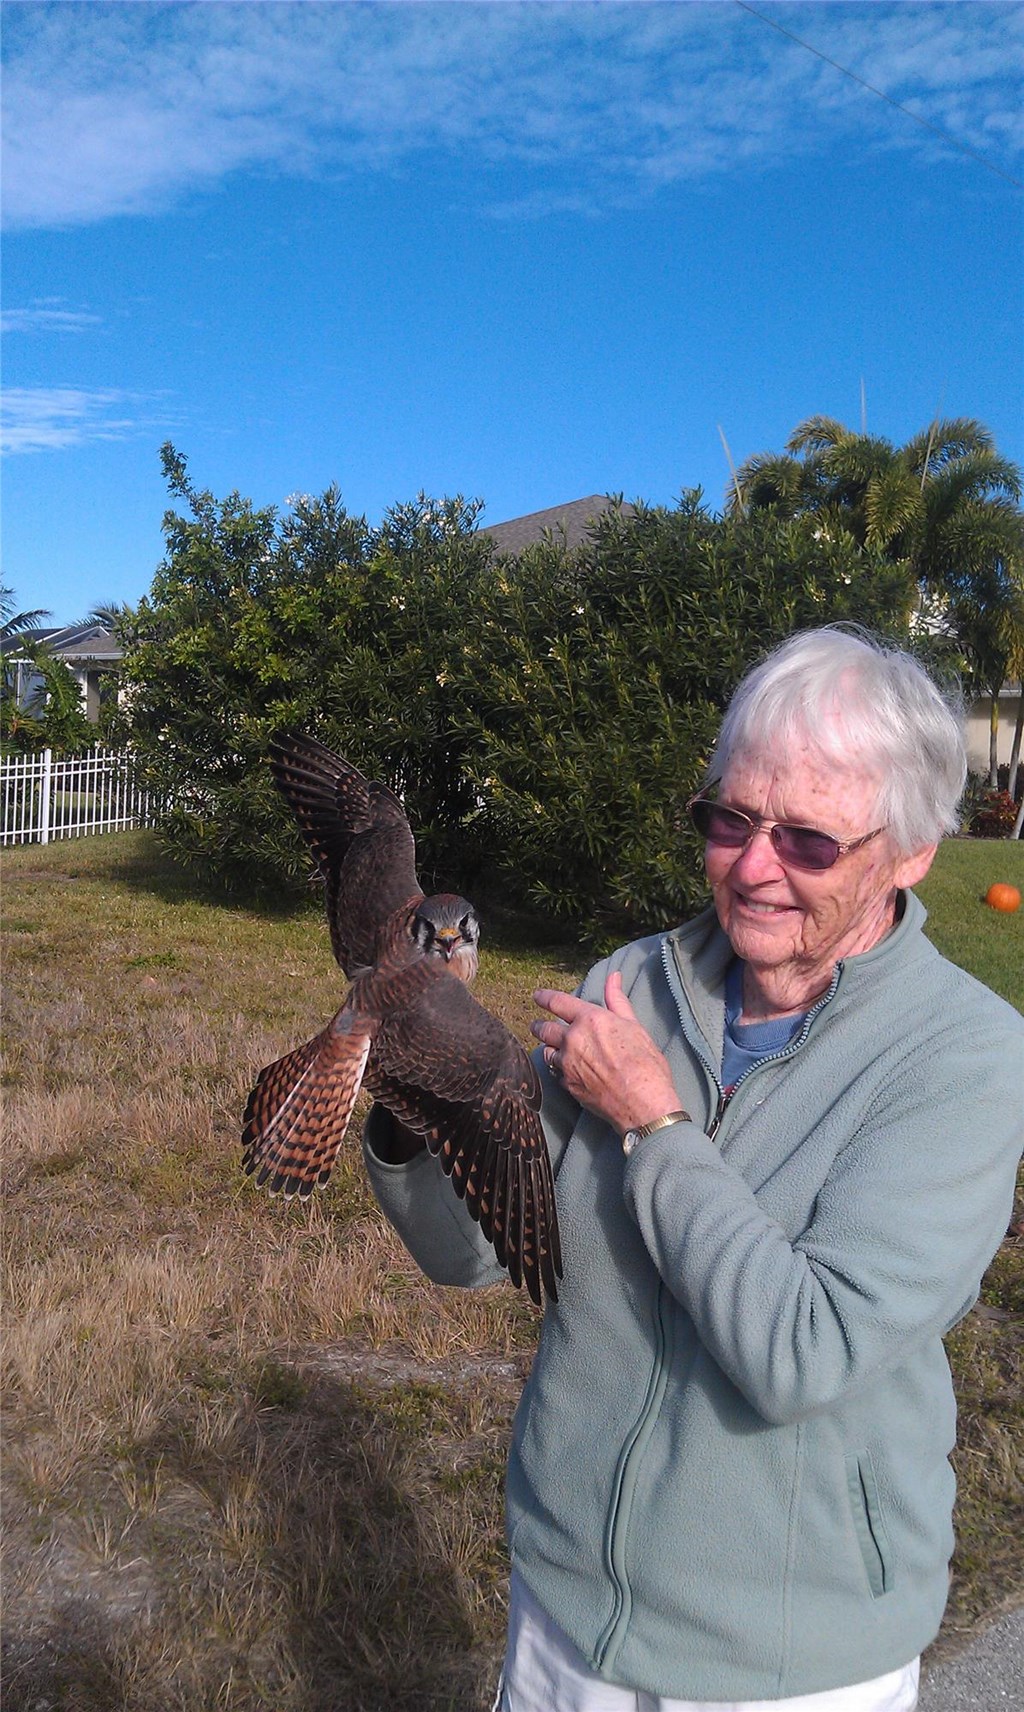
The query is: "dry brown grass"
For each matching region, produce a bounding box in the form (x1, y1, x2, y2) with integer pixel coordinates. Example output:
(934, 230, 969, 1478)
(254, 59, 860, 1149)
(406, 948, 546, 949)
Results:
(1, 832, 1020, 1707)
(2, 833, 582, 1711)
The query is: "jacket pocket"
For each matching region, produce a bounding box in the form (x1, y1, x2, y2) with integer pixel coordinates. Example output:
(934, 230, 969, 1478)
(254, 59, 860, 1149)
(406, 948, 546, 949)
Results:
(845, 1452, 893, 1598)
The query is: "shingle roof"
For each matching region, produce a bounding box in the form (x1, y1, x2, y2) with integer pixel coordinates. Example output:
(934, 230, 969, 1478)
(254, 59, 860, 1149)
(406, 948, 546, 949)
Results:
(0, 622, 122, 663)
(480, 495, 635, 556)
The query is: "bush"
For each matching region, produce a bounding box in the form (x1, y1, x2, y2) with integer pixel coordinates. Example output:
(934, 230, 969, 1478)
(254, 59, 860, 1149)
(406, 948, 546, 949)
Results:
(1, 646, 94, 754)
(453, 496, 916, 938)
(118, 450, 493, 896)
(969, 789, 1020, 838)
(121, 456, 917, 937)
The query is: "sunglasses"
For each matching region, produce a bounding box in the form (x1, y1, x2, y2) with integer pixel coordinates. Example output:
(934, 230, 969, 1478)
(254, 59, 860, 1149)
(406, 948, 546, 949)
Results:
(688, 790, 885, 873)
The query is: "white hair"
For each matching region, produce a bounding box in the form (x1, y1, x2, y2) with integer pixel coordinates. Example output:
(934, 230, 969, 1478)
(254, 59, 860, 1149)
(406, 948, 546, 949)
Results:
(708, 627, 967, 855)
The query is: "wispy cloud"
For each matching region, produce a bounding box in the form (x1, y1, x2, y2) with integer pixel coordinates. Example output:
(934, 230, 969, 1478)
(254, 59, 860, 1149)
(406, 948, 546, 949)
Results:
(2, 301, 102, 334)
(1, 387, 165, 455)
(2, 3, 1020, 231)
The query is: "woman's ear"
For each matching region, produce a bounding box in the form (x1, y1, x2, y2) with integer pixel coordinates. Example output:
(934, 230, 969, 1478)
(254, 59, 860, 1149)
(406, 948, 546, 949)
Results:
(894, 843, 939, 891)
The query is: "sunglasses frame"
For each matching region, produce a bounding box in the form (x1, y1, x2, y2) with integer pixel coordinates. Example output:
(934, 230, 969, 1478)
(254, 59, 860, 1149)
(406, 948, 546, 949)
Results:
(687, 787, 886, 873)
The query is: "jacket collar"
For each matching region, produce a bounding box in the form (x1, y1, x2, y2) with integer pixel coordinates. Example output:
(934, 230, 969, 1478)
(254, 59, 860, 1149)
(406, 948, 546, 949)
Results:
(662, 888, 930, 1061)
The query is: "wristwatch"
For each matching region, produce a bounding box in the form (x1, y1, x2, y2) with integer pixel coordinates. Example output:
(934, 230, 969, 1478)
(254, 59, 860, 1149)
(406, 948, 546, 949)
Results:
(621, 1110, 690, 1157)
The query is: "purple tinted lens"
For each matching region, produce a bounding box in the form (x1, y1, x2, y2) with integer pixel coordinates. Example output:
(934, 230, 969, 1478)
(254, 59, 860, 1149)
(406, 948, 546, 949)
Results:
(691, 799, 841, 870)
(771, 826, 840, 870)
(692, 801, 751, 846)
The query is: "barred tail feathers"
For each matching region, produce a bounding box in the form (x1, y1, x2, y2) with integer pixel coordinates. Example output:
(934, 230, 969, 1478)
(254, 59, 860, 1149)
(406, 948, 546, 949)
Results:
(242, 1021, 372, 1198)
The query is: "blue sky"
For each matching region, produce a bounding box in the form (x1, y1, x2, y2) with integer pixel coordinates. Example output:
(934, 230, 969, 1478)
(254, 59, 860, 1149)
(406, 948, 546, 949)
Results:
(3, 0, 1022, 626)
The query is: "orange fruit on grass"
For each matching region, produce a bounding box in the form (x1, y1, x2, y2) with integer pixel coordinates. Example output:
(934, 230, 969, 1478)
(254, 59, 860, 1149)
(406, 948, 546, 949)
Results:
(985, 882, 1021, 913)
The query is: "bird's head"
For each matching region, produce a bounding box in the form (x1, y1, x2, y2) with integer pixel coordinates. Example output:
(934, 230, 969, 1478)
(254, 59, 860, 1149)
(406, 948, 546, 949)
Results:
(411, 894, 480, 983)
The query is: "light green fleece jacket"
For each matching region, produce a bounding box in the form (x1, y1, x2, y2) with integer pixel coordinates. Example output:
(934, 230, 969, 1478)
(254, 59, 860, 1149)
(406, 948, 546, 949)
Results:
(363, 892, 1023, 1700)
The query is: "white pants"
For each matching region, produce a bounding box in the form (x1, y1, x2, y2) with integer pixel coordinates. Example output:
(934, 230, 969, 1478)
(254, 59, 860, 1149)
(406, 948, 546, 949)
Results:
(497, 1571, 919, 1712)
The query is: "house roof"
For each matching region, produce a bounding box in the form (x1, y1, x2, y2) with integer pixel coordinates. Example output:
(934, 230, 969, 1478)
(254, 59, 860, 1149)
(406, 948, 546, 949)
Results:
(480, 494, 635, 555)
(1, 622, 122, 664)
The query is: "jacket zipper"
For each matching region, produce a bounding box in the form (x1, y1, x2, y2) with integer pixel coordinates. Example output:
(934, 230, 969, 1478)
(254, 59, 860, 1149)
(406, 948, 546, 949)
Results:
(719, 965, 842, 1116)
(591, 943, 842, 1661)
(597, 942, 732, 1666)
(661, 939, 842, 1144)
(595, 1277, 671, 1670)
(707, 1089, 729, 1142)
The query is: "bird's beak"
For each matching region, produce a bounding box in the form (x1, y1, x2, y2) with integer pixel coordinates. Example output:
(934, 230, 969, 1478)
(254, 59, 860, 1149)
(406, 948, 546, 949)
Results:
(436, 932, 460, 959)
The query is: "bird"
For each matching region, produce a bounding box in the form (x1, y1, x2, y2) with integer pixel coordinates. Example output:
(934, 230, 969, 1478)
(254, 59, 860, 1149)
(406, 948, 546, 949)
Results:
(241, 733, 562, 1307)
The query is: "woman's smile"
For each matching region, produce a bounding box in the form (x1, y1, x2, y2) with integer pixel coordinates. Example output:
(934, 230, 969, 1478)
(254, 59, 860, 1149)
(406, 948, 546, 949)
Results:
(732, 893, 797, 916)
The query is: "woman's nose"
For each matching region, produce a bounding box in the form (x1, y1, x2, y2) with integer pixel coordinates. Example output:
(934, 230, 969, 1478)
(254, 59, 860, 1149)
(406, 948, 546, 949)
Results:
(731, 824, 787, 880)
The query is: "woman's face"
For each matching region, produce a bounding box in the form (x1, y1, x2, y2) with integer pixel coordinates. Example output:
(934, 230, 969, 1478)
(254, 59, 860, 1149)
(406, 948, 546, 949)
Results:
(706, 743, 936, 992)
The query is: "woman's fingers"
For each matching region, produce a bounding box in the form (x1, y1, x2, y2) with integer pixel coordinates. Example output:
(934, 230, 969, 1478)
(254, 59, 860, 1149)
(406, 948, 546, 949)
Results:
(603, 970, 638, 1018)
(533, 986, 588, 1023)
(530, 977, 679, 1133)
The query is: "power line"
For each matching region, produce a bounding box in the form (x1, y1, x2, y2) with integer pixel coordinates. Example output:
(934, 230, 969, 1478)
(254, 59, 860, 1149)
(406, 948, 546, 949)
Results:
(734, 1, 1022, 190)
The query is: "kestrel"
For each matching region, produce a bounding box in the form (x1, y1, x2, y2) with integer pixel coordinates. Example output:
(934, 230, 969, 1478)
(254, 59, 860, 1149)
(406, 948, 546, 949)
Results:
(242, 734, 562, 1306)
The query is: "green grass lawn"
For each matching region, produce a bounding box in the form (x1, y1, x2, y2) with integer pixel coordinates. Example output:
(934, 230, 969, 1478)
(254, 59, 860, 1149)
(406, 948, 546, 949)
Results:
(0, 830, 1019, 1710)
(916, 838, 1024, 1010)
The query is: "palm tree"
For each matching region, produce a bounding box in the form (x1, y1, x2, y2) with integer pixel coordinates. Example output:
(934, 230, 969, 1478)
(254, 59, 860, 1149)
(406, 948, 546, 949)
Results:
(734, 416, 1021, 561)
(1, 585, 52, 730)
(733, 418, 1024, 802)
(1, 583, 50, 642)
(1003, 659, 1023, 823)
(83, 601, 131, 632)
(943, 553, 1024, 784)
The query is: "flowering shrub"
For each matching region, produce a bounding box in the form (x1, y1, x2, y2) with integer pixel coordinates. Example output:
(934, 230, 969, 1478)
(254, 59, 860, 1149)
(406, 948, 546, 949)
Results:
(969, 790, 1020, 838)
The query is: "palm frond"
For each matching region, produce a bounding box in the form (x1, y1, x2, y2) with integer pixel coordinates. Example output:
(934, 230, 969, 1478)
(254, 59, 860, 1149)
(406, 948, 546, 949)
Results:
(84, 601, 131, 629)
(822, 435, 897, 489)
(902, 418, 995, 474)
(1, 583, 51, 642)
(787, 415, 850, 455)
(925, 454, 1023, 522)
(864, 466, 922, 551)
(731, 454, 808, 515)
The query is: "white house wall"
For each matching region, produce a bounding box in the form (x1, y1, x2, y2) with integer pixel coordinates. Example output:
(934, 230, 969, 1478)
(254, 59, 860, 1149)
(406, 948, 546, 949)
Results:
(965, 689, 1022, 775)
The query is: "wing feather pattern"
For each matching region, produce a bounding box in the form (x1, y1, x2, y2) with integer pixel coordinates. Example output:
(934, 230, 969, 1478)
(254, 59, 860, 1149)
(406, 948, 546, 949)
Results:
(269, 735, 420, 974)
(368, 968, 561, 1305)
(241, 1010, 372, 1198)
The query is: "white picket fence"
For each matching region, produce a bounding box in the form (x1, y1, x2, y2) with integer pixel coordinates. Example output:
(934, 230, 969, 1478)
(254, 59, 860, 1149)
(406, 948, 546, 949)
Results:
(0, 746, 158, 846)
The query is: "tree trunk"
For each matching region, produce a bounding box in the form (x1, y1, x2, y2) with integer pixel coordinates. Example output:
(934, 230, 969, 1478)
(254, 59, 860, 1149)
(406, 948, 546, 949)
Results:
(989, 693, 999, 788)
(1007, 686, 1023, 806)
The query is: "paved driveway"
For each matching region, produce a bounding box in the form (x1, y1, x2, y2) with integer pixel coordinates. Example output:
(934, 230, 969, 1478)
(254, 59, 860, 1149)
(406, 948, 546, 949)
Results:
(919, 1606, 1024, 1709)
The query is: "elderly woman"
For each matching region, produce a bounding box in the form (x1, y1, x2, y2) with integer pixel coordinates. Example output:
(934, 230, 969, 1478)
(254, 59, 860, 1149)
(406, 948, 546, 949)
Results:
(364, 627, 1023, 1712)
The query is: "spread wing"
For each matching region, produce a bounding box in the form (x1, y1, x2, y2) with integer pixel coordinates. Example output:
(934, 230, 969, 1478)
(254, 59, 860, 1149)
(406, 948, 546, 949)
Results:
(368, 964, 562, 1307)
(241, 1010, 372, 1197)
(269, 733, 420, 974)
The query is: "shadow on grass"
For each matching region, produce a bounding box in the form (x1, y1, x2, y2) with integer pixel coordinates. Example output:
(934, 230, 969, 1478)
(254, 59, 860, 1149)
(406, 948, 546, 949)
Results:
(1, 1613, 144, 1712)
(262, 1375, 501, 1712)
(80, 834, 316, 923)
(3, 1375, 504, 1712)
(32, 827, 585, 964)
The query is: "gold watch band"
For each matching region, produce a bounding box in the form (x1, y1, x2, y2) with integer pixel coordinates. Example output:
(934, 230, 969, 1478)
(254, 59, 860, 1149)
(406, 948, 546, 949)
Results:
(622, 1109, 690, 1156)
